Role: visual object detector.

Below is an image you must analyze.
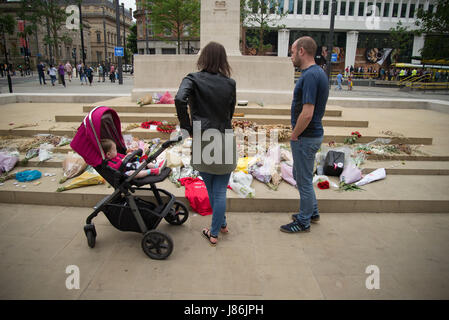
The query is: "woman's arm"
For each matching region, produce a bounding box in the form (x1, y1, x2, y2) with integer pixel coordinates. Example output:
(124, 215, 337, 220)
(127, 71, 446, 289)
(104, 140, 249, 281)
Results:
(175, 75, 194, 135)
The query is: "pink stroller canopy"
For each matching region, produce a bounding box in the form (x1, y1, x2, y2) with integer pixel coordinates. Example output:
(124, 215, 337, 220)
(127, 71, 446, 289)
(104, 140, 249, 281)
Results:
(70, 106, 126, 167)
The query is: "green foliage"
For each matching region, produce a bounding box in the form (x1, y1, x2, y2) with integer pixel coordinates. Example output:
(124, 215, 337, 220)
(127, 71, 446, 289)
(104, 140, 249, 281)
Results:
(144, 0, 200, 54)
(241, 0, 287, 54)
(414, 0, 449, 60)
(127, 23, 138, 54)
(20, 0, 72, 62)
(0, 14, 16, 36)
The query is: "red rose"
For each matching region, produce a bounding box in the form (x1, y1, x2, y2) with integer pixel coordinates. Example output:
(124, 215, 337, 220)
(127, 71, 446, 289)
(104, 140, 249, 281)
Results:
(317, 180, 330, 190)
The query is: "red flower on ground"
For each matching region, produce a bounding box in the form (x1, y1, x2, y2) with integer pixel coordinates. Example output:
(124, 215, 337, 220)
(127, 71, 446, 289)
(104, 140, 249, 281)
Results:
(317, 180, 330, 190)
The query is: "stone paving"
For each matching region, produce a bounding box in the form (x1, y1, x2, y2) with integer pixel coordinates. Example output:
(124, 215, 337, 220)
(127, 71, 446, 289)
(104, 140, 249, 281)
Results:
(0, 204, 448, 300)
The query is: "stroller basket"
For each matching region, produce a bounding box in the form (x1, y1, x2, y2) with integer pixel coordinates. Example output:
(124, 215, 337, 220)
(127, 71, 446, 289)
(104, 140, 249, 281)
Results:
(103, 196, 159, 232)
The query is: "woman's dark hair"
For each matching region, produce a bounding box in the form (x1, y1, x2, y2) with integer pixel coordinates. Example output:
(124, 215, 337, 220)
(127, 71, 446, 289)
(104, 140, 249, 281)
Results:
(197, 41, 231, 78)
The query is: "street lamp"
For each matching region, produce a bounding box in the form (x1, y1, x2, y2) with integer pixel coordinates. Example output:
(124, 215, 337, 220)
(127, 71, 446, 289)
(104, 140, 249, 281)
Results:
(115, 0, 123, 84)
(326, 0, 337, 87)
(79, 0, 86, 65)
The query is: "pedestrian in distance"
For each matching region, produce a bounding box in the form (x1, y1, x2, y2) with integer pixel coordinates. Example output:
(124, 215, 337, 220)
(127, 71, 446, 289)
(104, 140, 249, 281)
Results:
(58, 62, 66, 87)
(336, 71, 343, 90)
(85, 64, 94, 86)
(175, 41, 237, 246)
(37, 61, 46, 85)
(280, 36, 329, 234)
(109, 64, 115, 83)
(65, 61, 73, 82)
(48, 64, 57, 86)
(98, 64, 103, 82)
(79, 63, 88, 85)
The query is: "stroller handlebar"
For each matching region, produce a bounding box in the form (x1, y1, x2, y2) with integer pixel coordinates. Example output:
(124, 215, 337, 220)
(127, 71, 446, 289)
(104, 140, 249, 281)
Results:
(124, 135, 183, 183)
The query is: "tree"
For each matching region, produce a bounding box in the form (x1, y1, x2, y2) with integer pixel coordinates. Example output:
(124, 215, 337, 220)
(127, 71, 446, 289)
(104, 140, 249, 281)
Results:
(0, 13, 16, 92)
(144, 0, 200, 54)
(414, 0, 449, 60)
(21, 0, 72, 64)
(389, 21, 414, 62)
(241, 0, 287, 55)
(127, 23, 137, 54)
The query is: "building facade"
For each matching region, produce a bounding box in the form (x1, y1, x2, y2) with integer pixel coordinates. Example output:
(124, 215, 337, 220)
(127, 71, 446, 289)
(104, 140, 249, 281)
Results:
(272, 0, 437, 70)
(133, 0, 200, 55)
(0, 0, 132, 71)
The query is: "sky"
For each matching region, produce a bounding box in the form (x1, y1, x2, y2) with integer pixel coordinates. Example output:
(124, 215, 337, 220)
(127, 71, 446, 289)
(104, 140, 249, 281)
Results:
(121, 0, 136, 19)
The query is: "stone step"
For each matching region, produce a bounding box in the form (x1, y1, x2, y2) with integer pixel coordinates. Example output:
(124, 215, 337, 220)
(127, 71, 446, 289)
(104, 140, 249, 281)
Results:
(18, 157, 449, 175)
(55, 113, 368, 127)
(0, 125, 434, 146)
(1, 166, 448, 213)
(82, 104, 343, 117)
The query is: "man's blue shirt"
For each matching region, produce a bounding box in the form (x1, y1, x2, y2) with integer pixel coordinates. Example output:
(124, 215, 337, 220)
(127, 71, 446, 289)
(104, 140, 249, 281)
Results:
(291, 64, 329, 138)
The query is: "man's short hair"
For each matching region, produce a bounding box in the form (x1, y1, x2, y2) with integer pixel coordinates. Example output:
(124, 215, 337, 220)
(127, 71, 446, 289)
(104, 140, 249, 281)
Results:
(297, 36, 317, 57)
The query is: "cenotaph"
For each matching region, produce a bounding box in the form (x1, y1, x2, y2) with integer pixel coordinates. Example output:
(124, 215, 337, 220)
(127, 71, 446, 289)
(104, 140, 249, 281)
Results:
(131, 0, 294, 104)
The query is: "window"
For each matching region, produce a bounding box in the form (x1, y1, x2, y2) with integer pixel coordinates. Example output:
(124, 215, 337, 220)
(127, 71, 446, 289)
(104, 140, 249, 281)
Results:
(409, 4, 415, 18)
(358, 2, 365, 16)
(97, 32, 101, 43)
(288, 0, 294, 13)
(306, 1, 311, 14)
(401, 3, 407, 17)
(367, 2, 373, 16)
(323, 1, 329, 15)
(348, 1, 354, 16)
(428, 5, 434, 13)
(314, 1, 320, 15)
(383, 3, 390, 17)
(162, 48, 176, 54)
(392, 3, 399, 17)
(297, 0, 303, 14)
(340, 1, 346, 15)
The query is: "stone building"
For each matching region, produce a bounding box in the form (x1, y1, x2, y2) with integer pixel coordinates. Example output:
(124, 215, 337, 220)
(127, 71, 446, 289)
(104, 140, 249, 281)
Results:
(0, 0, 132, 71)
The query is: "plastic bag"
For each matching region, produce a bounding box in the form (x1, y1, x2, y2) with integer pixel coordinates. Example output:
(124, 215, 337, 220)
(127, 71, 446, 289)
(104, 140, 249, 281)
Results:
(166, 147, 182, 167)
(281, 161, 296, 186)
(60, 153, 88, 183)
(57, 136, 72, 147)
(158, 91, 174, 104)
(38, 143, 54, 162)
(340, 164, 362, 184)
(355, 168, 386, 186)
(0, 149, 20, 173)
(228, 171, 255, 198)
(236, 157, 254, 174)
(169, 166, 182, 187)
(137, 94, 153, 106)
(15, 170, 42, 182)
(313, 175, 339, 189)
(56, 169, 105, 192)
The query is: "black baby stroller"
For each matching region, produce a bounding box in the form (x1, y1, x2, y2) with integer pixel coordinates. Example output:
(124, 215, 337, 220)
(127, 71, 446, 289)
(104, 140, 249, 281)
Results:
(70, 106, 188, 260)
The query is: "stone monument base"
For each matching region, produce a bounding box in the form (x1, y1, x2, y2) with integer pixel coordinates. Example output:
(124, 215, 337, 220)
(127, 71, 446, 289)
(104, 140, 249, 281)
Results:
(131, 55, 295, 104)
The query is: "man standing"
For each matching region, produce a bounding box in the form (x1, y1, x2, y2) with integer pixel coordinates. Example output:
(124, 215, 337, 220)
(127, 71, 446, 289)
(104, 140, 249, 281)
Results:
(280, 36, 329, 233)
(37, 61, 46, 85)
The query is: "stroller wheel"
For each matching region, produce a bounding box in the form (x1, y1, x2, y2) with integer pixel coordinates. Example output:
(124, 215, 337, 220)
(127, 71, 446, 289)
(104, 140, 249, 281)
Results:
(164, 201, 189, 226)
(141, 230, 173, 260)
(84, 224, 97, 248)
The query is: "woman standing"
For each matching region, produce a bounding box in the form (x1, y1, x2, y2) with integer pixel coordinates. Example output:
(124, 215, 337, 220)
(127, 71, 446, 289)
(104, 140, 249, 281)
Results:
(175, 41, 237, 246)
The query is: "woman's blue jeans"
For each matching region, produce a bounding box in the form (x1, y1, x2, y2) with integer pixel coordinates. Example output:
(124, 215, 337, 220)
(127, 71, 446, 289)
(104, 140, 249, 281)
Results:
(199, 171, 231, 237)
(291, 136, 323, 228)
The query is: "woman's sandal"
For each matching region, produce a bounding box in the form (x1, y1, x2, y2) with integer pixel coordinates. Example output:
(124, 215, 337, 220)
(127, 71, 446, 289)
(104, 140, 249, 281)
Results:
(202, 228, 218, 246)
(220, 226, 229, 234)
